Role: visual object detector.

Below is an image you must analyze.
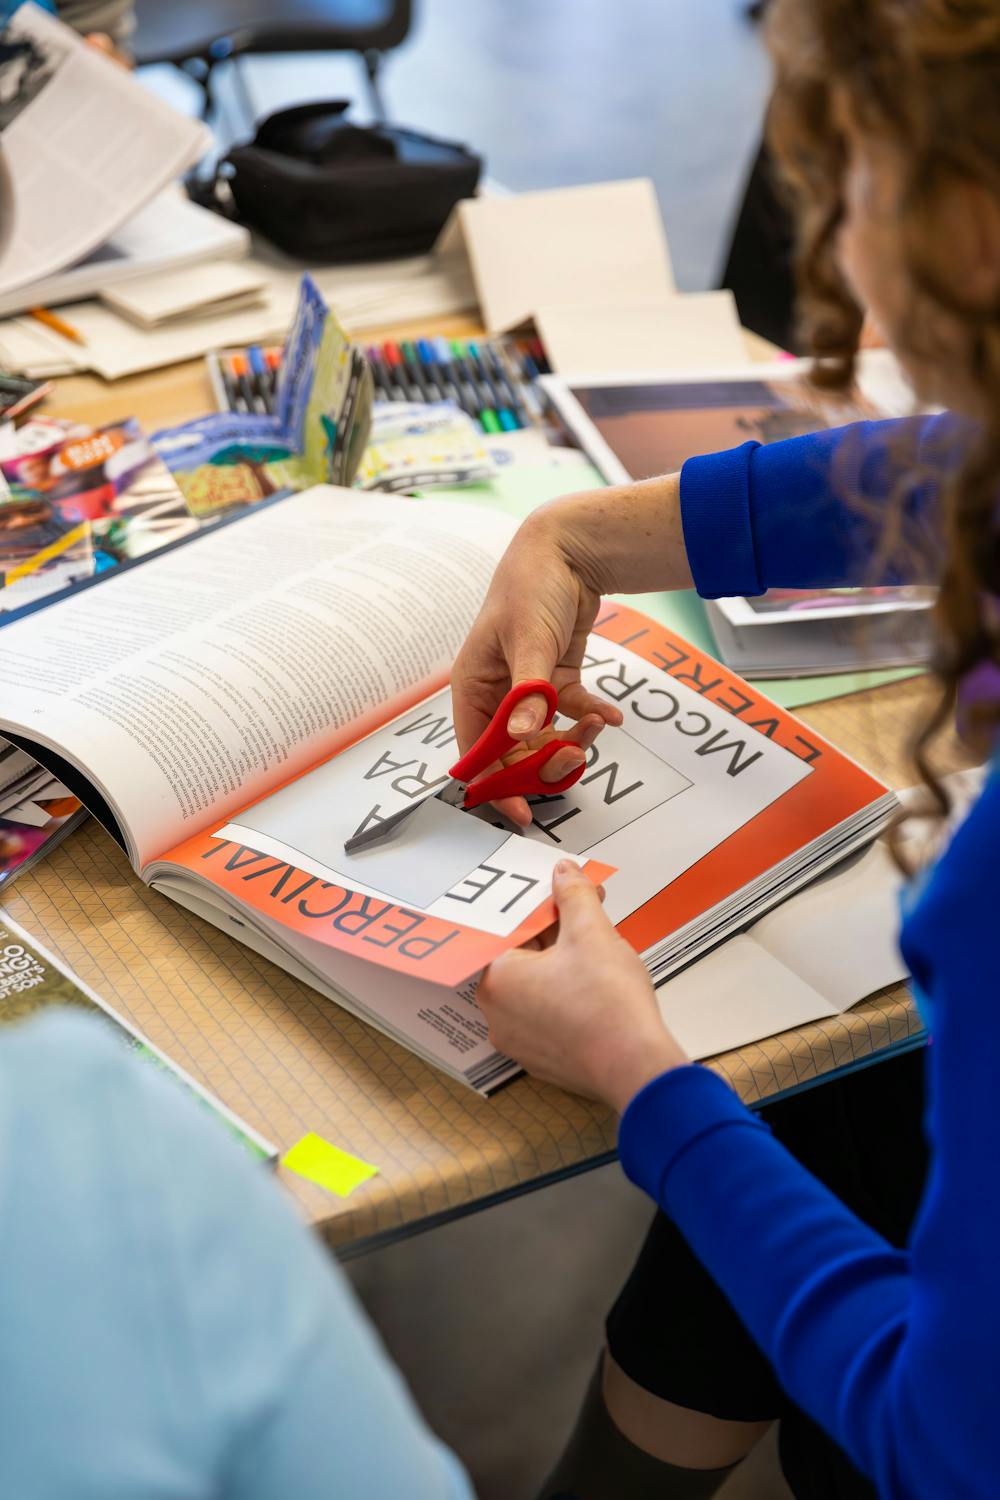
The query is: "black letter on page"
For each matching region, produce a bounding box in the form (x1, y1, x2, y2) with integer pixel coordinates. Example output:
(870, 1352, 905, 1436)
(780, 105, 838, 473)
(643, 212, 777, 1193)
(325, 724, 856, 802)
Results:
(694, 732, 763, 777)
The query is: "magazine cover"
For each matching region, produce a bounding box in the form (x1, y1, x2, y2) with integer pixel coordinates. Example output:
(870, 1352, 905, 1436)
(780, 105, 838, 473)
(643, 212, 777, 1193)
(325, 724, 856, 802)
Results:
(0, 415, 197, 615)
(0, 737, 85, 891)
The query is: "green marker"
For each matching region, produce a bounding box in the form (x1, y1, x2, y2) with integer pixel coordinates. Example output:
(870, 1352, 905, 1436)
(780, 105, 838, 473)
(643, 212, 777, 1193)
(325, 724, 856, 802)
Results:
(452, 338, 500, 433)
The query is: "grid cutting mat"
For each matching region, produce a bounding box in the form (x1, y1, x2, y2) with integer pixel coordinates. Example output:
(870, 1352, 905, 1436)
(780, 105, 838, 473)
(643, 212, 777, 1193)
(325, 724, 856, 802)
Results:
(4, 672, 969, 1252)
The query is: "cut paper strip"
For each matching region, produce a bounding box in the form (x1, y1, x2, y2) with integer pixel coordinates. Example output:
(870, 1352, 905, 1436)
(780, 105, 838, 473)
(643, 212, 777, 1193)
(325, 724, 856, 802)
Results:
(281, 1133, 380, 1198)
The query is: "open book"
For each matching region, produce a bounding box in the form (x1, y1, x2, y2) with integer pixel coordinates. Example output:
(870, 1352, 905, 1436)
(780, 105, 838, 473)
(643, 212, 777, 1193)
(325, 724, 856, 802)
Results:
(0, 487, 896, 1092)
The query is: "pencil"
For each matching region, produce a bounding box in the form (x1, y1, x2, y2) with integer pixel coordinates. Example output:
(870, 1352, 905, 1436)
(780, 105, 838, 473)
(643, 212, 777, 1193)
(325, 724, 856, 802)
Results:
(2, 380, 53, 421)
(28, 307, 86, 346)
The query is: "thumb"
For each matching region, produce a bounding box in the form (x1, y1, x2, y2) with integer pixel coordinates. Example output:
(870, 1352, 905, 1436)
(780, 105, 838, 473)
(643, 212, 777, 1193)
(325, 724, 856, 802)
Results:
(506, 638, 558, 737)
(552, 859, 604, 937)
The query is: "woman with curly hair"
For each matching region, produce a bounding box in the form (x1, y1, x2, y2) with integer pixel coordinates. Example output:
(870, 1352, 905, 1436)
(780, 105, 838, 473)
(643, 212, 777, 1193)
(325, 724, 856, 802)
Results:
(454, 3, 1000, 1497)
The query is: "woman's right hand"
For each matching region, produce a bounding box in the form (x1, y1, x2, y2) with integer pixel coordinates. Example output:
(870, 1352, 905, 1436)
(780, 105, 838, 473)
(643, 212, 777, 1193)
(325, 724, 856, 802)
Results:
(452, 476, 692, 826)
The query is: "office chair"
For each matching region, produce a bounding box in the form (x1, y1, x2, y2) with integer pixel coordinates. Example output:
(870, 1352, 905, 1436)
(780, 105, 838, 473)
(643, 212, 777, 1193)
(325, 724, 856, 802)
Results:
(132, 0, 413, 124)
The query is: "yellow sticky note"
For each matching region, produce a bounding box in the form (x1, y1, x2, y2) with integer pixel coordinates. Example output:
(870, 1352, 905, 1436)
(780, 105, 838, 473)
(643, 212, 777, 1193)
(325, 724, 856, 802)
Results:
(281, 1133, 379, 1198)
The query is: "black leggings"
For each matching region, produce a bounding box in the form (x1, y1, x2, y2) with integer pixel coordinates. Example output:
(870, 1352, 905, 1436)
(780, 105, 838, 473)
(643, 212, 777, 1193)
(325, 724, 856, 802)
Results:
(605, 1048, 929, 1499)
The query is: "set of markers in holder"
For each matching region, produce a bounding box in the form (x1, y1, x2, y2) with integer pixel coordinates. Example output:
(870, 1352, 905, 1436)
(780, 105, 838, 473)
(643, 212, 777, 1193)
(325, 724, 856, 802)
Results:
(206, 345, 283, 416)
(206, 336, 550, 430)
(365, 337, 549, 432)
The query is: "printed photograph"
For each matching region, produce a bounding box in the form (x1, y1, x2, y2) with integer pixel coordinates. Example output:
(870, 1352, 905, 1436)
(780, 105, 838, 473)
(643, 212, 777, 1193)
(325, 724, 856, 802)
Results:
(0, 416, 199, 618)
(570, 374, 884, 482)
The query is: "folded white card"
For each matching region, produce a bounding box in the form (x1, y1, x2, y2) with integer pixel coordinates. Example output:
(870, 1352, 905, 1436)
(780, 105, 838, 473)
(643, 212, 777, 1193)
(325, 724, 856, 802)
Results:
(436, 179, 675, 333)
(535, 291, 750, 376)
(100, 261, 267, 328)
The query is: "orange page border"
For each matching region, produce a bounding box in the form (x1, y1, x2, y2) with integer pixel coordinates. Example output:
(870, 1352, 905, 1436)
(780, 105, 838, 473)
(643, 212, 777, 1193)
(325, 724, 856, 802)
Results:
(590, 604, 888, 955)
(160, 600, 885, 986)
(163, 831, 613, 986)
(158, 659, 615, 984)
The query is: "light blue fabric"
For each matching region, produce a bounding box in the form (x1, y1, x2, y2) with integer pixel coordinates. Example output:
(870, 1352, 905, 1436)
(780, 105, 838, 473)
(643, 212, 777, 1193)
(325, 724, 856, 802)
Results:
(0, 1011, 472, 1500)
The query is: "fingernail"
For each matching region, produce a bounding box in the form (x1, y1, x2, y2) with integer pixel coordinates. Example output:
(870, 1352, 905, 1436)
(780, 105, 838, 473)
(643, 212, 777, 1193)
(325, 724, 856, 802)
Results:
(508, 694, 546, 737)
(554, 859, 575, 877)
(508, 709, 539, 736)
(578, 719, 602, 751)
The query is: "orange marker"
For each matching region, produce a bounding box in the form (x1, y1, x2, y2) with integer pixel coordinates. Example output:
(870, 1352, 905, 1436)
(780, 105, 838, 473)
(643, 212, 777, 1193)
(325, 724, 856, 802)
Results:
(228, 352, 258, 413)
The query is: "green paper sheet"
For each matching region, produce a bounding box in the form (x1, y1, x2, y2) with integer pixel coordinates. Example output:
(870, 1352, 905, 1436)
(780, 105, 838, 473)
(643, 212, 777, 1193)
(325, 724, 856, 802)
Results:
(416, 453, 604, 521)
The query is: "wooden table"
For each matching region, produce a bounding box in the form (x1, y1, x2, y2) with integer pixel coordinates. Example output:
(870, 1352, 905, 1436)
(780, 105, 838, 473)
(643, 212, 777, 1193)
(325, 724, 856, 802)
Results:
(10, 322, 959, 1257)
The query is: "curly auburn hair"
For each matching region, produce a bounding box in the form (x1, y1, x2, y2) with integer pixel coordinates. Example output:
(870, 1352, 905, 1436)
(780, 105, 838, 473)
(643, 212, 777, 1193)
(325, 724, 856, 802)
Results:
(765, 0, 1000, 820)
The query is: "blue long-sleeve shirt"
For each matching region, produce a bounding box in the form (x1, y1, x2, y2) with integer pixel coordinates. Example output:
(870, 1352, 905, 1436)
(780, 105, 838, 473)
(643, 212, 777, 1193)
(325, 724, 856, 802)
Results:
(618, 414, 997, 1498)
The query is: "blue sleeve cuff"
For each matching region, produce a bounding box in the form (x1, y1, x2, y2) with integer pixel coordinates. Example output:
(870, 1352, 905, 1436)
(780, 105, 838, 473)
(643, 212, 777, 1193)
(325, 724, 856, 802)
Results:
(680, 442, 763, 598)
(618, 1065, 771, 1205)
(680, 416, 963, 598)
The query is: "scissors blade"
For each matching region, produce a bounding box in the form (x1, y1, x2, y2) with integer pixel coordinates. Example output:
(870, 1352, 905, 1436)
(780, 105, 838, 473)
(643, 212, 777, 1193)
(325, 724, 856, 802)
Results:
(343, 778, 462, 855)
(343, 800, 425, 854)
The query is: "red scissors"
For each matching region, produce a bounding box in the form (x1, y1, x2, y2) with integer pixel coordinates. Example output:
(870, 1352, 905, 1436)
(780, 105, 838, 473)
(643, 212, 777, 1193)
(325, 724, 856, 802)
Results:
(344, 679, 587, 854)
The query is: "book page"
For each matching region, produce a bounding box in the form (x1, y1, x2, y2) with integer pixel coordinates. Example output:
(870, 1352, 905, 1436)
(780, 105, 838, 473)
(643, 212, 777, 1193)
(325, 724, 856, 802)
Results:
(0, 489, 518, 869)
(194, 611, 809, 985)
(219, 671, 807, 934)
(655, 936, 839, 1060)
(191, 599, 893, 987)
(0, 5, 209, 297)
(750, 840, 907, 1008)
(151, 875, 520, 1093)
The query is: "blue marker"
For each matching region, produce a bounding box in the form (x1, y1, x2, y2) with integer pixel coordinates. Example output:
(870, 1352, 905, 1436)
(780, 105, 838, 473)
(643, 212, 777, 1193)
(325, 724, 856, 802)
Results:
(407, 339, 442, 404)
(419, 338, 460, 410)
(433, 336, 479, 419)
(247, 344, 274, 413)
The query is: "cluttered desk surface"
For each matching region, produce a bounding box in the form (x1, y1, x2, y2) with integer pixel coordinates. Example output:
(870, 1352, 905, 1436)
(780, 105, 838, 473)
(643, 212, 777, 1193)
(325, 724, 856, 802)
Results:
(2, 308, 954, 1255)
(0, 9, 962, 1251)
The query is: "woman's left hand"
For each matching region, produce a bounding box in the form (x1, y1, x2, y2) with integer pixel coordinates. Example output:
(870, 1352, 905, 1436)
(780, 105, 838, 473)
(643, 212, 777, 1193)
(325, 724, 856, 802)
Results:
(477, 861, 689, 1113)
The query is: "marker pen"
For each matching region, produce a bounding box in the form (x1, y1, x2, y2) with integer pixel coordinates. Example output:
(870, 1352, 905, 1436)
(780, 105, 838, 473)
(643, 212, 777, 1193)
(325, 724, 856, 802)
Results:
(366, 347, 392, 401)
(485, 342, 529, 426)
(383, 341, 421, 401)
(229, 353, 264, 414)
(401, 340, 436, 403)
(247, 345, 274, 414)
(467, 341, 519, 430)
(452, 340, 502, 433)
(433, 337, 481, 419)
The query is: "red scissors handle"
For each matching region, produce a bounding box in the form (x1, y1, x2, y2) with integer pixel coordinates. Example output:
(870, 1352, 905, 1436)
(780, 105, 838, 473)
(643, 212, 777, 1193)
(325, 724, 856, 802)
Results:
(462, 739, 586, 808)
(450, 679, 587, 809)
